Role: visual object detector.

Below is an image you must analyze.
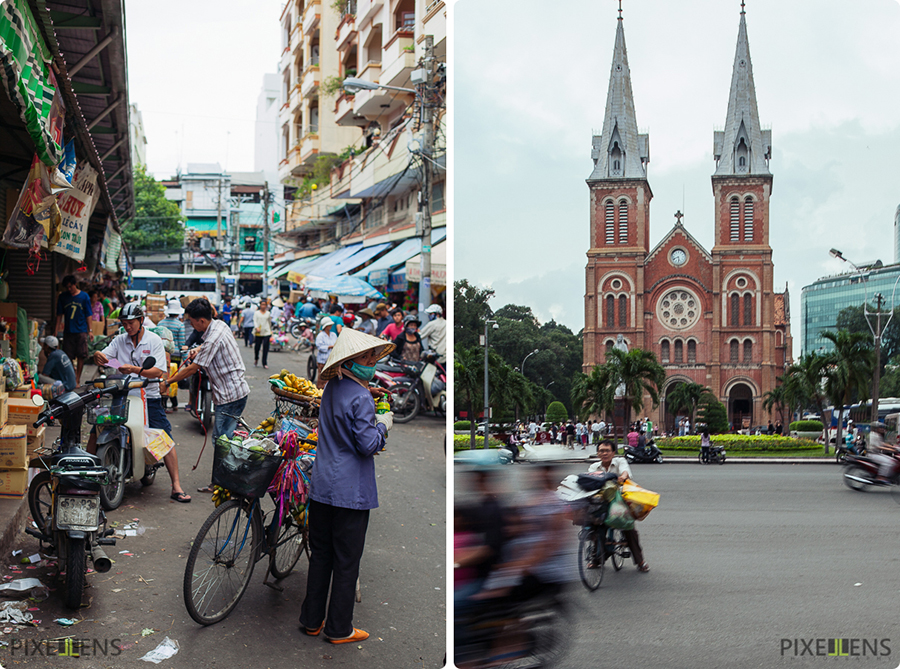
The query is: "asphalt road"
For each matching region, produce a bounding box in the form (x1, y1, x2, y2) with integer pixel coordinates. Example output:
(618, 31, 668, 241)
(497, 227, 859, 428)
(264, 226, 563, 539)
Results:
(3, 343, 446, 668)
(455, 462, 899, 669)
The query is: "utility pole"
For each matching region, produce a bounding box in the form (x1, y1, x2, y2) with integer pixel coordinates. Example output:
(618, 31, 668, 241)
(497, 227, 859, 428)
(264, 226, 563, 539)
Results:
(482, 319, 496, 449)
(214, 174, 224, 301)
(416, 35, 435, 316)
(871, 293, 885, 424)
(262, 182, 271, 300)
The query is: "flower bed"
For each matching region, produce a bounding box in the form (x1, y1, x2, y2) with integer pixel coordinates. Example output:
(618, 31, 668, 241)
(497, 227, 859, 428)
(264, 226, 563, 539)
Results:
(453, 435, 505, 451)
(657, 435, 821, 451)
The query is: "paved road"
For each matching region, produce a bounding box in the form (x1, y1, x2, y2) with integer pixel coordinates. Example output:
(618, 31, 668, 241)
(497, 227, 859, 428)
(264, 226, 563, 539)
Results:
(3, 343, 446, 668)
(455, 462, 898, 669)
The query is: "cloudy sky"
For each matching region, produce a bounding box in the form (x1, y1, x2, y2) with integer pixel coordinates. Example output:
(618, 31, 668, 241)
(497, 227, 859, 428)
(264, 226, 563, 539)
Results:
(125, 0, 283, 179)
(453, 0, 900, 359)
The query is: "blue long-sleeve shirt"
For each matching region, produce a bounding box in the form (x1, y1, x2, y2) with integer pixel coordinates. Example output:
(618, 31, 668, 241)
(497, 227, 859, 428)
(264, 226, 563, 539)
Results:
(310, 376, 386, 510)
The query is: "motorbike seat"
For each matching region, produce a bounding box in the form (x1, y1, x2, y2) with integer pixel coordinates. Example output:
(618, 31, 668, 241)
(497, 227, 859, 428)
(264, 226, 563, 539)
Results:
(35, 446, 102, 469)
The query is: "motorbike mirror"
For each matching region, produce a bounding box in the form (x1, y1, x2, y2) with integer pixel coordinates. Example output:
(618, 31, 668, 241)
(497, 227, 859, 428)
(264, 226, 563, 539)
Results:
(141, 356, 156, 371)
(31, 393, 44, 407)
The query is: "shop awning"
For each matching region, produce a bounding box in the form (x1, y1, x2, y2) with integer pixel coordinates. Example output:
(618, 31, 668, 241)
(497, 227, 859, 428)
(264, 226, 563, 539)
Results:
(351, 228, 446, 286)
(302, 243, 363, 278)
(405, 239, 447, 285)
(267, 254, 322, 280)
(326, 242, 391, 277)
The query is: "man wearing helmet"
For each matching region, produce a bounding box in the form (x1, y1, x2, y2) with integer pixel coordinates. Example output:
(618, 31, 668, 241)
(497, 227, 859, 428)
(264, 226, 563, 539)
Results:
(418, 304, 445, 362)
(391, 314, 424, 362)
(93, 302, 191, 503)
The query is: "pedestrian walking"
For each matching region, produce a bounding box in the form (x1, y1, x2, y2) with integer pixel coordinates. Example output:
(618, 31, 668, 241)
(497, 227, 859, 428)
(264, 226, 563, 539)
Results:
(253, 301, 273, 368)
(241, 302, 255, 347)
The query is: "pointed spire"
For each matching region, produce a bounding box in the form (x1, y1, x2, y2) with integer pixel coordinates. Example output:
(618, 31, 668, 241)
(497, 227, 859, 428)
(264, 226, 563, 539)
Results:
(589, 7, 649, 180)
(713, 5, 771, 176)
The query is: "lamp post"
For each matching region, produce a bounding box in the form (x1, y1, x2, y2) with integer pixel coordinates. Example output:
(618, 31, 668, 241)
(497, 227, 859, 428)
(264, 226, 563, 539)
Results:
(483, 319, 497, 449)
(829, 248, 900, 424)
(521, 349, 539, 379)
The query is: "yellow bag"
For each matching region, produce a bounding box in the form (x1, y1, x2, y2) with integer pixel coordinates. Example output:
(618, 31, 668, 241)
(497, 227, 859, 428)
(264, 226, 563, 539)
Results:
(168, 363, 178, 398)
(143, 427, 175, 465)
(620, 479, 660, 521)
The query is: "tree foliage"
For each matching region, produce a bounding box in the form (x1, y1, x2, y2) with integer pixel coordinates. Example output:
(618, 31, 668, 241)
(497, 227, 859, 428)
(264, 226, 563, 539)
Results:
(697, 393, 729, 433)
(546, 401, 568, 423)
(666, 381, 709, 433)
(121, 165, 184, 251)
(836, 304, 899, 372)
(820, 329, 873, 447)
(603, 347, 667, 428)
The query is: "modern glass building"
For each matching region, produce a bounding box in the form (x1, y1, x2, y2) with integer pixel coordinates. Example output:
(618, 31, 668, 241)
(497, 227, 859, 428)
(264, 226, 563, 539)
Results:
(801, 262, 900, 355)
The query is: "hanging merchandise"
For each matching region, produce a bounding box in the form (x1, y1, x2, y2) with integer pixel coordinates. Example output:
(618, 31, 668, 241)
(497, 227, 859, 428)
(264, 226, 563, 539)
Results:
(2, 155, 59, 254)
(55, 163, 99, 262)
(0, 0, 65, 165)
(49, 139, 77, 194)
(105, 229, 122, 269)
(99, 218, 113, 268)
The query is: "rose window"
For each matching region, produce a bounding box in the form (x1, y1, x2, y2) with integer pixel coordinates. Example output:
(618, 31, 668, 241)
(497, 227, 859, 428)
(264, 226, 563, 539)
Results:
(657, 288, 700, 331)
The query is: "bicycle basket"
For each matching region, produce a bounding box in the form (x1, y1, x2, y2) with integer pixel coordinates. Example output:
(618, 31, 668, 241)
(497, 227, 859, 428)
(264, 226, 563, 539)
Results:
(212, 436, 283, 498)
(86, 395, 130, 426)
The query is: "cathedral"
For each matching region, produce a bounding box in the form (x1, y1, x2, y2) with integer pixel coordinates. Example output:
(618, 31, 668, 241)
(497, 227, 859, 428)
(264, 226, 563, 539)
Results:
(582, 6, 792, 433)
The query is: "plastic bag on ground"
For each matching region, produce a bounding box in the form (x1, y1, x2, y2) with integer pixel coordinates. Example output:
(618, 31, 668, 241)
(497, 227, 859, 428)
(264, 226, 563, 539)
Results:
(140, 636, 179, 663)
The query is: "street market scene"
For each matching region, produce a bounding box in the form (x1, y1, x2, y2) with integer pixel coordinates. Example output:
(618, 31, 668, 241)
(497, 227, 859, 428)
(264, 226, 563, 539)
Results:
(454, 1, 900, 668)
(0, 0, 446, 665)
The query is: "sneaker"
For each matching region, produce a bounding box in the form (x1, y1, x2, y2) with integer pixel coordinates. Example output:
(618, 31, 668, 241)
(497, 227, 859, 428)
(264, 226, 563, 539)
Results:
(637, 562, 650, 573)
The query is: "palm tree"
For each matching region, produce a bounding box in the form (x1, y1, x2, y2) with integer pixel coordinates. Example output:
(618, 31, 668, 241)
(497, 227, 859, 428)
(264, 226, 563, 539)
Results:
(604, 347, 667, 433)
(454, 346, 483, 448)
(762, 380, 787, 430)
(783, 352, 829, 440)
(666, 381, 709, 434)
(571, 365, 617, 442)
(821, 330, 873, 450)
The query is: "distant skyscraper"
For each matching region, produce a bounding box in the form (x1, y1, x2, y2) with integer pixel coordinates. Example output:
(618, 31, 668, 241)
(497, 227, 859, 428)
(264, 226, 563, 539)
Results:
(894, 204, 900, 263)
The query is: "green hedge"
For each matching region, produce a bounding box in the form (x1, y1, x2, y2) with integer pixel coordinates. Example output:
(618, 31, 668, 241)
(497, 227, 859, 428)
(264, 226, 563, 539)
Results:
(454, 421, 471, 431)
(790, 420, 824, 432)
(657, 435, 822, 451)
(453, 435, 505, 451)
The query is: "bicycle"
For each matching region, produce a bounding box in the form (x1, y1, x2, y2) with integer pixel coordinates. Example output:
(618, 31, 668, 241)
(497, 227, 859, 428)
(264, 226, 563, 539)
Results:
(183, 414, 312, 625)
(577, 507, 630, 592)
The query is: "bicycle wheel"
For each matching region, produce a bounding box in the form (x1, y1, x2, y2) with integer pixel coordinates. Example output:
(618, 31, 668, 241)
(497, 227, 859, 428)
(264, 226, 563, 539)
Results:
(606, 528, 626, 571)
(577, 529, 604, 591)
(269, 513, 307, 579)
(184, 499, 261, 625)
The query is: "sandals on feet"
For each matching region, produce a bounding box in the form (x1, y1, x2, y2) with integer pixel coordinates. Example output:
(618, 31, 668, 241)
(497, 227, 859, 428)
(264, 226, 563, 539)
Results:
(170, 491, 192, 503)
(197, 485, 215, 493)
(302, 622, 325, 636)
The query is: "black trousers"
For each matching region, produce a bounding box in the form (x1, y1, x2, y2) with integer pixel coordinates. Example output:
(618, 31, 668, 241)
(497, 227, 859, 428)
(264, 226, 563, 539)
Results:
(299, 500, 370, 638)
(254, 335, 270, 366)
(243, 326, 254, 347)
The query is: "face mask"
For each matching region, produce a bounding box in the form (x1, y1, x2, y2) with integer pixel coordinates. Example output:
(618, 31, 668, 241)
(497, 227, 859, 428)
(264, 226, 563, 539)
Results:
(344, 361, 376, 381)
(406, 326, 418, 334)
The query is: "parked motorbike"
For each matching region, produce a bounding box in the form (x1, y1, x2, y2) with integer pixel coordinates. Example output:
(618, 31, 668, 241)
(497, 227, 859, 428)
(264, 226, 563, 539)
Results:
(699, 444, 727, 464)
(623, 440, 664, 464)
(842, 454, 900, 498)
(288, 316, 316, 348)
(375, 352, 446, 423)
(24, 359, 157, 609)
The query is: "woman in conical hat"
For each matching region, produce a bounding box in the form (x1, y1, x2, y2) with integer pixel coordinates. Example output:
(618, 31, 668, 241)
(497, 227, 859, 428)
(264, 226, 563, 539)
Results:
(298, 328, 394, 644)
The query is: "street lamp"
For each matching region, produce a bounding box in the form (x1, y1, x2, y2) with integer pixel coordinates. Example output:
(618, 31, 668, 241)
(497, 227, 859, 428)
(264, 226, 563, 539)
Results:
(483, 319, 498, 449)
(521, 349, 539, 379)
(830, 248, 900, 424)
(341, 77, 416, 95)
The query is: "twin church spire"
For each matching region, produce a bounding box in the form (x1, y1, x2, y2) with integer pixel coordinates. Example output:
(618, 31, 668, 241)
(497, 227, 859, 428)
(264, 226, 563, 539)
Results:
(591, 4, 770, 180)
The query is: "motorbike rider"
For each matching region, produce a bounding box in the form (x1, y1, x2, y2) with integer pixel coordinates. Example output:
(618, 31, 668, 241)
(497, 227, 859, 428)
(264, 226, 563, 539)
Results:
(587, 440, 650, 572)
(868, 423, 899, 484)
(91, 302, 191, 503)
(391, 314, 424, 362)
(418, 304, 446, 362)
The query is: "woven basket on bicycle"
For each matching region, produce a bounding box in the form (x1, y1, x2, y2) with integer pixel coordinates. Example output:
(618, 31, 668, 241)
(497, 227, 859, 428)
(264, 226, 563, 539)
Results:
(270, 385, 321, 407)
(212, 436, 283, 498)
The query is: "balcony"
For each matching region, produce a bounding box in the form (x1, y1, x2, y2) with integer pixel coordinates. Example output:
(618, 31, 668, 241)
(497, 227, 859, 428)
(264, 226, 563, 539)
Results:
(278, 145, 304, 183)
(302, 0, 320, 36)
(299, 127, 320, 165)
(381, 29, 415, 88)
(351, 60, 386, 117)
(335, 13, 356, 50)
(290, 82, 303, 112)
(300, 64, 320, 98)
(334, 92, 368, 127)
(356, 0, 382, 25)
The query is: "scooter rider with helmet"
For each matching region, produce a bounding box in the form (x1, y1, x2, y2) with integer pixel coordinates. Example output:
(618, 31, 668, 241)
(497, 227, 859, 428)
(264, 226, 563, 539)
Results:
(91, 302, 191, 502)
(418, 304, 446, 363)
(391, 314, 424, 362)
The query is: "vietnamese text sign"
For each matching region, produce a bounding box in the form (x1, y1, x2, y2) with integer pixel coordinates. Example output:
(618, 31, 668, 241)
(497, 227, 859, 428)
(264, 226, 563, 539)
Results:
(55, 164, 98, 261)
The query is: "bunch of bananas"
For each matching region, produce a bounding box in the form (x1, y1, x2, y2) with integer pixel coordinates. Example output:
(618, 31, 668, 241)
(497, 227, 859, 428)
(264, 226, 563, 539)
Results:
(291, 505, 308, 526)
(211, 485, 232, 507)
(269, 369, 322, 399)
(256, 416, 276, 434)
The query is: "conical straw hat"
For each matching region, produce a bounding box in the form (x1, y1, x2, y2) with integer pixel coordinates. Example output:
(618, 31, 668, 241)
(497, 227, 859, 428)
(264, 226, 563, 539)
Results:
(321, 327, 395, 381)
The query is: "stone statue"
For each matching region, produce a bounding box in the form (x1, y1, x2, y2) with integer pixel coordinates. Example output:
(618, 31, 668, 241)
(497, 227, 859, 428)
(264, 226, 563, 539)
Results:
(614, 334, 628, 397)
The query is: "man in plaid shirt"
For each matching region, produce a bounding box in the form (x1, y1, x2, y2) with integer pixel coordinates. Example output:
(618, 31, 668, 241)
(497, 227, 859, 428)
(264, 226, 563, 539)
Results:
(162, 298, 250, 493)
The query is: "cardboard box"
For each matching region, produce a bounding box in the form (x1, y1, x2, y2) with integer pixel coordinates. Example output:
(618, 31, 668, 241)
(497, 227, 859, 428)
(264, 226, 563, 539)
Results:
(26, 425, 45, 454)
(106, 321, 120, 336)
(0, 425, 26, 469)
(91, 320, 106, 337)
(0, 397, 7, 427)
(180, 295, 205, 309)
(288, 290, 303, 304)
(8, 385, 31, 400)
(0, 468, 28, 498)
(7, 398, 40, 425)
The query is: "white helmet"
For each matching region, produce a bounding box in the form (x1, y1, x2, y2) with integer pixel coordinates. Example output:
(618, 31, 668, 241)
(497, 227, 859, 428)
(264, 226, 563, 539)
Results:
(425, 304, 443, 315)
(120, 302, 144, 321)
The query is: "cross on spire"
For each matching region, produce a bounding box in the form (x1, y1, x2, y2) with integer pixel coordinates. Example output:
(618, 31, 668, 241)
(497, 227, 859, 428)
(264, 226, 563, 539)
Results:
(674, 210, 684, 226)
(741, 0, 745, 15)
(618, 0, 622, 19)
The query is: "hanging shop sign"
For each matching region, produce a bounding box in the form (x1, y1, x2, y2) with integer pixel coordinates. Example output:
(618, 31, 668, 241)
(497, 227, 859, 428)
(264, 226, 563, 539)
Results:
(55, 163, 99, 261)
(0, 0, 65, 165)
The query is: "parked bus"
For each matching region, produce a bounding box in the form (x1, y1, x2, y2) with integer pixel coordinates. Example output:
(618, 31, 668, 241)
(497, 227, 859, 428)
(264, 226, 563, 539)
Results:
(126, 269, 236, 305)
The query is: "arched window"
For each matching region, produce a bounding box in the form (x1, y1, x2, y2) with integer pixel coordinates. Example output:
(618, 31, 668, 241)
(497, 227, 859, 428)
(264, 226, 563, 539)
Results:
(606, 295, 615, 327)
(743, 197, 754, 241)
(730, 340, 739, 363)
(743, 340, 753, 363)
(618, 295, 627, 327)
(605, 201, 615, 244)
(660, 340, 670, 363)
(618, 200, 628, 243)
(730, 197, 740, 241)
(687, 340, 697, 363)
(743, 294, 753, 326)
(605, 340, 614, 356)
(674, 340, 683, 364)
(610, 142, 622, 176)
(730, 293, 740, 327)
